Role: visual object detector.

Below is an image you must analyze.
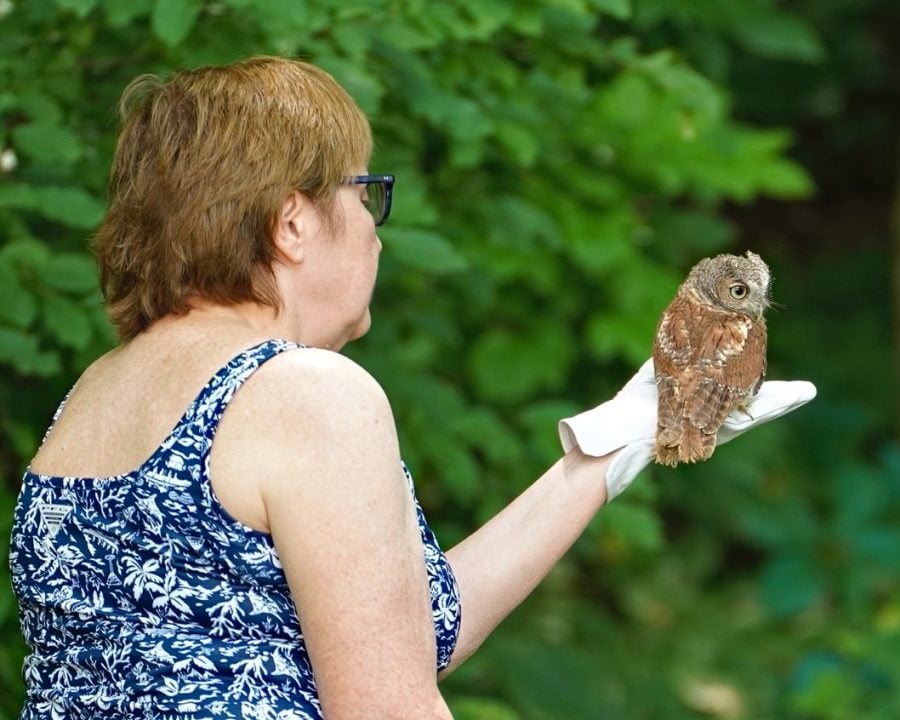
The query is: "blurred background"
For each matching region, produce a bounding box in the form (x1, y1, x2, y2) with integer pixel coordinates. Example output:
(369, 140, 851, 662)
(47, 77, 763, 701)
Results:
(0, 1, 898, 718)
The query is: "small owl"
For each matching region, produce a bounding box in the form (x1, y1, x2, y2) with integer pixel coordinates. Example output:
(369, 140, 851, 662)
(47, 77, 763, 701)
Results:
(652, 251, 771, 466)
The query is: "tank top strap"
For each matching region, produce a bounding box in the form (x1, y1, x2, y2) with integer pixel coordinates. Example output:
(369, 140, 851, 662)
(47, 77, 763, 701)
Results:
(184, 338, 302, 455)
(35, 384, 77, 451)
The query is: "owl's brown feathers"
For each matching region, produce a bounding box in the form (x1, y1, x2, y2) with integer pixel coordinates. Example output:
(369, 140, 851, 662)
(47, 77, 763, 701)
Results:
(652, 251, 770, 466)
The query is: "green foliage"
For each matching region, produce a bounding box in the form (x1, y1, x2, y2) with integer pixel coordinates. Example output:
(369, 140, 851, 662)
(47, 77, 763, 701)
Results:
(1, 0, 897, 718)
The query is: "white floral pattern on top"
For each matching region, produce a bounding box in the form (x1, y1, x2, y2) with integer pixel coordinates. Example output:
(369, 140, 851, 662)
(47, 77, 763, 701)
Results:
(9, 339, 460, 719)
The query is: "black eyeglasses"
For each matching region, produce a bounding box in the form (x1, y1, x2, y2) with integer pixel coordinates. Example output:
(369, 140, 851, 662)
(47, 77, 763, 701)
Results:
(343, 174, 394, 226)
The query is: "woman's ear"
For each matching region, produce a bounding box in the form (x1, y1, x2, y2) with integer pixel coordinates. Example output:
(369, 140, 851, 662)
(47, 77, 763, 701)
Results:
(272, 190, 313, 264)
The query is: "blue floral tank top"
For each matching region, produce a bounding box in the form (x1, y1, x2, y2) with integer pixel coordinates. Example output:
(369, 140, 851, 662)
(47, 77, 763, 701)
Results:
(9, 339, 460, 719)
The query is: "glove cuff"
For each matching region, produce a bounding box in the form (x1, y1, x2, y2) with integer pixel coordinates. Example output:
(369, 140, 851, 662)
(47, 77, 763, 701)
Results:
(558, 399, 656, 458)
(605, 440, 654, 501)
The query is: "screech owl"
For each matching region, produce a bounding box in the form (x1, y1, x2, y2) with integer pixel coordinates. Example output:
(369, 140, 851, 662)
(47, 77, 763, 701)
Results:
(652, 251, 771, 467)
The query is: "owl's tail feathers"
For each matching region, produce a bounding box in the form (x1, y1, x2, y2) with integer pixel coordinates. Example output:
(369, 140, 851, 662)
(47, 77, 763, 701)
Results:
(654, 425, 716, 466)
(654, 424, 680, 466)
(654, 444, 681, 467)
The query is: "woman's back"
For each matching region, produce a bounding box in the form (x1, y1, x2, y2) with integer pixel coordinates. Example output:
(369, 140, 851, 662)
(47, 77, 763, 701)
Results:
(12, 338, 322, 718)
(27, 320, 253, 480)
(11, 331, 462, 718)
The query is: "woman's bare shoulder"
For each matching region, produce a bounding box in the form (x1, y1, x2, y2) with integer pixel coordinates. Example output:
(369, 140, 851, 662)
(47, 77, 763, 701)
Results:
(248, 346, 390, 418)
(214, 345, 397, 474)
(209, 346, 401, 531)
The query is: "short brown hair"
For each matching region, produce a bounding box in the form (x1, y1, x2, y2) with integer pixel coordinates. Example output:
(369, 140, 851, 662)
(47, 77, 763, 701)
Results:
(92, 56, 373, 341)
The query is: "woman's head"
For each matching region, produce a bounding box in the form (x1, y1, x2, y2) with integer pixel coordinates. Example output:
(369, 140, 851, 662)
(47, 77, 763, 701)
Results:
(93, 56, 373, 340)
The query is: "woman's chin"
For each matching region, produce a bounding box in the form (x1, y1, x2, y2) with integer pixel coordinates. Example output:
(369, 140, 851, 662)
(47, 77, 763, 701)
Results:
(350, 309, 372, 340)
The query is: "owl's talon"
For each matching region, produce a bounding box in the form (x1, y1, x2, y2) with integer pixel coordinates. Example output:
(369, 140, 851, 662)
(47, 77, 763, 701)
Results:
(736, 405, 755, 422)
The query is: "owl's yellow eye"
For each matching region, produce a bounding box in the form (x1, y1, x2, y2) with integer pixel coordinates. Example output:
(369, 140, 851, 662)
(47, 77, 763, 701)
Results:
(729, 284, 748, 299)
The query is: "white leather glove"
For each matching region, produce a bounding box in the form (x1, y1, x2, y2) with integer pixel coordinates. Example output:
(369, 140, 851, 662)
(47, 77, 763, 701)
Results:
(559, 360, 817, 501)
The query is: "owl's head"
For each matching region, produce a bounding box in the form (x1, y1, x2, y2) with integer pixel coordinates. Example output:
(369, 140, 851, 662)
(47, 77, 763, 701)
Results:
(688, 251, 771, 318)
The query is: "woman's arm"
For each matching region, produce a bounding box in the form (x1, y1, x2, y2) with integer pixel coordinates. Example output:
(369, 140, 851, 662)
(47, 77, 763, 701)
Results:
(238, 349, 452, 719)
(443, 449, 613, 672)
(441, 360, 815, 673)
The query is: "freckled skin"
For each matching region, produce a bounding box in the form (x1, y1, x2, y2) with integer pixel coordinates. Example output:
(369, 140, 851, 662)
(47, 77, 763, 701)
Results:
(652, 252, 770, 466)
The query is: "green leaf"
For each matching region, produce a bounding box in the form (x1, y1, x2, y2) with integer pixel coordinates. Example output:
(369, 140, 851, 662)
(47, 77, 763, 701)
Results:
(855, 529, 900, 570)
(152, 0, 204, 46)
(452, 407, 521, 466)
(789, 664, 862, 715)
(436, 442, 480, 504)
(90, 303, 119, 345)
(519, 399, 581, 463)
(330, 21, 377, 62)
(249, 0, 312, 43)
(102, 0, 153, 26)
(0, 94, 17, 113)
(586, 311, 653, 365)
(32, 186, 106, 229)
(760, 554, 825, 617)
(492, 636, 617, 718)
(734, 12, 825, 63)
(631, 51, 725, 116)
(11, 123, 82, 165)
(420, 92, 493, 142)
(460, 0, 516, 38)
(449, 137, 486, 169)
(0, 262, 38, 328)
(495, 122, 540, 166)
(417, 3, 471, 41)
(652, 208, 736, 254)
(450, 697, 523, 720)
(383, 228, 468, 274)
(0, 239, 51, 268)
(0, 183, 38, 211)
(14, 92, 63, 123)
(508, 5, 542, 35)
(601, 502, 663, 552)
(379, 18, 442, 50)
(542, 0, 590, 16)
(564, 206, 635, 275)
(758, 158, 815, 198)
(38, 253, 98, 293)
(468, 330, 538, 404)
(3, 421, 40, 473)
(42, 294, 93, 350)
(589, 0, 631, 20)
(53, 0, 99, 17)
(467, 323, 574, 404)
(0, 328, 60, 377)
(315, 55, 385, 115)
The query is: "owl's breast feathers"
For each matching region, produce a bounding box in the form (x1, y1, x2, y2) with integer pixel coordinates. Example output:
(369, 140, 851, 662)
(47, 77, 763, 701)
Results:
(652, 290, 767, 465)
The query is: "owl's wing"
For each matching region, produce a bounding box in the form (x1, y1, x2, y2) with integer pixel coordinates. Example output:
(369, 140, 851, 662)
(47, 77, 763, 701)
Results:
(654, 299, 766, 419)
(653, 296, 694, 371)
(685, 315, 767, 431)
(652, 297, 694, 444)
(712, 315, 767, 394)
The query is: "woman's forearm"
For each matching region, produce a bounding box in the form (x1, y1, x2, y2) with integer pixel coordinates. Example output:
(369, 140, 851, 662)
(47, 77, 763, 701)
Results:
(442, 449, 613, 672)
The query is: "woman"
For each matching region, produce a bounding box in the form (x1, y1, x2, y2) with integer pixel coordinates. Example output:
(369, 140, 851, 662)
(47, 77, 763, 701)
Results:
(9, 56, 815, 718)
